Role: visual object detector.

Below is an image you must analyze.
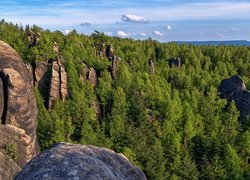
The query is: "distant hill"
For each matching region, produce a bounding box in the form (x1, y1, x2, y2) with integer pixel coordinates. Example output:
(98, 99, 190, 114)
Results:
(173, 40, 250, 46)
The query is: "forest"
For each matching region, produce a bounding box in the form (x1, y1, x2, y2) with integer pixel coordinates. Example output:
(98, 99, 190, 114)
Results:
(0, 20, 250, 179)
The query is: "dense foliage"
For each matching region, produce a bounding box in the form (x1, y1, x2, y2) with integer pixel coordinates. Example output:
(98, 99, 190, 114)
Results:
(1, 20, 250, 179)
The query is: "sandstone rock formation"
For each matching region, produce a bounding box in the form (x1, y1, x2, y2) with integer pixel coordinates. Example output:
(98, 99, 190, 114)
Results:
(27, 29, 40, 47)
(169, 57, 181, 68)
(219, 75, 250, 118)
(48, 59, 68, 111)
(78, 62, 89, 84)
(0, 41, 38, 179)
(15, 142, 147, 180)
(111, 56, 121, 79)
(88, 67, 98, 88)
(149, 59, 155, 74)
(106, 44, 114, 60)
(34, 61, 50, 101)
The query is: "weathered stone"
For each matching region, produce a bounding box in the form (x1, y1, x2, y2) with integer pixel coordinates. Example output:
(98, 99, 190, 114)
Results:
(149, 59, 155, 74)
(219, 75, 250, 118)
(48, 60, 68, 110)
(60, 64, 68, 102)
(15, 142, 147, 180)
(106, 44, 114, 60)
(35, 61, 50, 101)
(88, 67, 98, 88)
(79, 62, 89, 84)
(169, 57, 181, 68)
(0, 151, 21, 180)
(111, 56, 121, 79)
(0, 78, 4, 120)
(0, 40, 38, 179)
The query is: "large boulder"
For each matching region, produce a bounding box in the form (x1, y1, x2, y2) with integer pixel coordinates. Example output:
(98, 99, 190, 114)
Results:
(219, 75, 250, 118)
(15, 142, 147, 180)
(0, 41, 38, 179)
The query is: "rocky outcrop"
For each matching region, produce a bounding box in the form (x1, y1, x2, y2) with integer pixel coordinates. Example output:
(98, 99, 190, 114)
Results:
(219, 75, 250, 118)
(0, 151, 21, 180)
(48, 60, 68, 111)
(149, 59, 155, 74)
(106, 44, 114, 60)
(79, 62, 89, 84)
(34, 61, 50, 100)
(34, 58, 68, 111)
(88, 67, 98, 88)
(111, 56, 121, 79)
(169, 57, 181, 68)
(0, 41, 38, 179)
(15, 142, 147, 180)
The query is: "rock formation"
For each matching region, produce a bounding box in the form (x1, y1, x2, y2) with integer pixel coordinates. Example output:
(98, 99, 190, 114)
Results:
(106, 44, 114, 60)
(169, 57, 181, 68)
(48, 59, 68, 111)
(0, 41, 38, 179)
(111, 56, 121, 79)
(149, 59, 155, 74)
(27, 29, 40, 47)
(78, 62, 89, 84)
(219, 75, 250, 118)
(34, 61, 50, 101)
(15, 142, 147, 180)
(88, 67, 98, 88)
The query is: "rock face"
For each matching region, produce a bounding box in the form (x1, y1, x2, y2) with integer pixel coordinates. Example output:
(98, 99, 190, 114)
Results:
(149, 59, 155, 74)
(48, 60, 68, 111)
(219, 75, 250, 118)
(111, 56, 121, 79)
(15, 142, 147, 180)
(88, 67, 98, 88)
(106, 44, 114, 60)
(0, 41, 38, 179)
(34, 61, 50, 101)
(169, 57, 181, 68)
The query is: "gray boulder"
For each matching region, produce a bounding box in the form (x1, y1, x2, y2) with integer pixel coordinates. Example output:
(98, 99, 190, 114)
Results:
(15, 142, 147, 180)
(219, 75, 250, 118)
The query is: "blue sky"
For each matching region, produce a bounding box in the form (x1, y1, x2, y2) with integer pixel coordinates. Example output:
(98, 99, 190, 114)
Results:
(1, 0, 250, 41)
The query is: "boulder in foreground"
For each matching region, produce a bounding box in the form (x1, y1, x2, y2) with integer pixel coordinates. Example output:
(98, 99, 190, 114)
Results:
(15, 142, 147, 180)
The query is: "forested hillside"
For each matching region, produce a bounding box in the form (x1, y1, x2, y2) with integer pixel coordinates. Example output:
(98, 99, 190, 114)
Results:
(0, 20, 249, 179)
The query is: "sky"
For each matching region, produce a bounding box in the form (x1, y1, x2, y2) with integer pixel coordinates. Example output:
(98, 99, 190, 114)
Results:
(1, 0, 250, 41)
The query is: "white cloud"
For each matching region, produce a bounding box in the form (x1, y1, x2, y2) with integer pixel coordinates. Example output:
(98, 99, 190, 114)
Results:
(105, 32, 113, 36)
(230, 28, 240, 31)
(64, 29, 72, 35)
(167, 25, 172, 30)
(139, 32, 147, 37)
(153, 30, 163, 36)
(116, 31, 130, 37)
(121, 14, 149, 23)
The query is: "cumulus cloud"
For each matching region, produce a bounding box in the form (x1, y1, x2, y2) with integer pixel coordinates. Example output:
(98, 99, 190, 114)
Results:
(121, 14, 149, 23)
(167, 25, 172, 30)
(105, 32, 113, 36)
(116, 31, 130, 37)
(139, 32, 147, 37)
(64, 29, 72, 35)
(153, 30, 163, 36)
